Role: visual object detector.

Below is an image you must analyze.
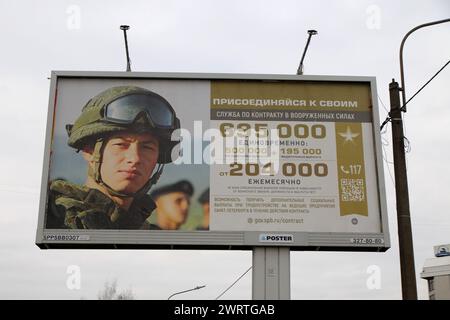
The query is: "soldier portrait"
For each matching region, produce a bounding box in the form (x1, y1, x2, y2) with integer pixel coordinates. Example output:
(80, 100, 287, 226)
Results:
(45, 86, 181, 229)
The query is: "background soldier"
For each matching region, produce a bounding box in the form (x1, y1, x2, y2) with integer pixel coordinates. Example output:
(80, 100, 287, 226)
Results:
(46, 86, 180, 229)
(196, 188, 209, 230)
(150, 180, 194, 230)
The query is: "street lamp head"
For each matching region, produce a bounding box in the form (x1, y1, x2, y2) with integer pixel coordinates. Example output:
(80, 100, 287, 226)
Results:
(168, 285, 206, 299)
(195, 285, 206, 290)
(307, 29, 318, 35)
(120, 25, 130, 31)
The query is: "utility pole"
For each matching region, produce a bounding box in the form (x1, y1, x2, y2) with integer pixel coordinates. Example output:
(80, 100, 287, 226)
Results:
(120, 25, 132, 72)
(389, 18, 450, 300)
(389, 79, 417, 300)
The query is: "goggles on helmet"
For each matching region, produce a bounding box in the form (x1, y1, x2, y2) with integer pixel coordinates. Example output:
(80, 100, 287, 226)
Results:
(103, 93, 176, 129)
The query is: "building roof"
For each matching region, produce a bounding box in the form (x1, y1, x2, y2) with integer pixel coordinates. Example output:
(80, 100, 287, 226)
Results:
(421, 256, 450, 279)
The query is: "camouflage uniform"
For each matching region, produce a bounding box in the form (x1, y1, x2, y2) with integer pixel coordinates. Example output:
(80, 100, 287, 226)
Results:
(46, 86, 179, 230)
(47, 180, 161, 229)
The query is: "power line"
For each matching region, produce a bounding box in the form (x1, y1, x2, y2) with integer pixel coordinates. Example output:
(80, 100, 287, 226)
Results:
(400, 59, 450, 112)
(378, 95, 397, 196)
(378, 95, 394, 163)
(382, 142, 396, 189)
(380, 116, 391, 132)
(380, 59, 450, 132)
(378, 94, 389, 113)
(215, 266, 252, 300)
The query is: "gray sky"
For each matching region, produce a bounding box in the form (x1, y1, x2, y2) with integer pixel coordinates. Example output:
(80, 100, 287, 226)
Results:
(0, 0, 449, 299)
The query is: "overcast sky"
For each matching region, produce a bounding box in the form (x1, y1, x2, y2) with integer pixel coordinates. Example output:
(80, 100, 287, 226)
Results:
(0, 0, 449, 300)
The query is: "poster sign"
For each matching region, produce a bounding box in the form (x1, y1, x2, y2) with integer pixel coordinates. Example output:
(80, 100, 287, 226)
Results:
(36, 72, 389, 251)
(209, 80, 380, 233)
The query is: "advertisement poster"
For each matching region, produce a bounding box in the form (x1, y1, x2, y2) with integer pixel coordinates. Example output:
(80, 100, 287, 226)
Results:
(210, 80, 381, 233)
(36, 72, 388, 250)
(45, 77, 210, 231)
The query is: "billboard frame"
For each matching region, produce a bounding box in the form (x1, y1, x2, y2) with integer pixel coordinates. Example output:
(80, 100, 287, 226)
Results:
(36, 71, 390, 252)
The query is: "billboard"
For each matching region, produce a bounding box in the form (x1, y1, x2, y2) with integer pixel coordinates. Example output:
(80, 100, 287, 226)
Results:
(36, 71, 389, 251)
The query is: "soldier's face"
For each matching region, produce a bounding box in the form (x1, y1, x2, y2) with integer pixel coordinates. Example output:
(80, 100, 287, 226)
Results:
(99, 132, 159, 194)
(202, 203, 210, 216)
(156, 192, 191, 225)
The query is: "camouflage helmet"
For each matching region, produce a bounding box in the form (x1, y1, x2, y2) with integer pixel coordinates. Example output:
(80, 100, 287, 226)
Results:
(66, 86, 180, 164)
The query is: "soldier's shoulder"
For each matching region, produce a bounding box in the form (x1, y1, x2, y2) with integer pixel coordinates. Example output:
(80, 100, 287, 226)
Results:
(47, 179, 116, 229)
(49, 179, 90, 200)
(49, 179, 114, 210)
(46, 179, 88, 229)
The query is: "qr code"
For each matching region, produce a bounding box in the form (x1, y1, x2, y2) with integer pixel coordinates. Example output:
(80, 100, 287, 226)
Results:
(340, 179, 365, 202)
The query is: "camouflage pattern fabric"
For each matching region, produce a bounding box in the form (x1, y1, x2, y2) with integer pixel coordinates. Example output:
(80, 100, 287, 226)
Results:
(46, 179, 156, 230)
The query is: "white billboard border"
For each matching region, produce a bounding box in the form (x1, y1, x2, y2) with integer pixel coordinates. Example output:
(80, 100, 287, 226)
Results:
(35, 71, 390, 252)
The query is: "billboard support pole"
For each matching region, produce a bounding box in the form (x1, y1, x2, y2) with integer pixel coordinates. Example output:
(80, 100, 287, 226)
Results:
(389, 79, 417, 300)
(252, 247, 290, 299)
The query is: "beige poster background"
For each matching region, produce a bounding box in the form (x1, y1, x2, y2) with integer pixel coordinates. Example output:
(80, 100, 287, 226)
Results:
(210, 79, 381, 232)
(335, 122, 368, 216)
(211, 80, 372, 112)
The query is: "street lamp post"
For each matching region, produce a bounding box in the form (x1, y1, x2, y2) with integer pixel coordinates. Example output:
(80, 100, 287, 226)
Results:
(390, 18, 450, 300)
(120, 25, 132, 72)
(167, 285, 206, 300)
(297, 29, 318, 75)
(399, 19, 450, 112)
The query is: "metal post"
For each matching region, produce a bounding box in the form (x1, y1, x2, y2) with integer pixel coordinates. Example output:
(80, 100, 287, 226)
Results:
(252, 247, 290, 299)
(297, 30, 318, 75)
(399, 18, 450, 112)
(389, 79, 417, 300)
(120, 25, 132, 72)
(167, 285, 206, 300)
